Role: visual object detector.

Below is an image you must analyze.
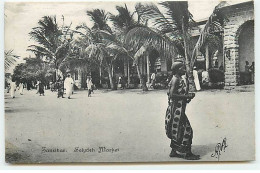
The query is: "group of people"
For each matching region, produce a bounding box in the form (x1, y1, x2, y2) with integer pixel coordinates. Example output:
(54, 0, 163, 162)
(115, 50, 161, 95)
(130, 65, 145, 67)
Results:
(6, 61, 198, 160)
(6, 74, 95, 99)
(6, 80, 25, 98)
(55, 73, 76, 99)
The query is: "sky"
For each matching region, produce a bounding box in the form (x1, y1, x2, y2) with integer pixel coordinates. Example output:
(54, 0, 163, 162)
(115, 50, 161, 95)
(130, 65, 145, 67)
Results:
(4, 0, 251, 72)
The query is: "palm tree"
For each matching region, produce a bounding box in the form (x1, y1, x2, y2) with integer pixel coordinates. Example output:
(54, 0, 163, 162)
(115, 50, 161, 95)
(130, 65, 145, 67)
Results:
(4, 49, 20, 72)
(109, 4, 141, 88)
(27, 16, 72, 81)
(124, 26, 177, 91)
(126, 1, 196, 90)
(74, 9, 130, 90)
(74, 21, 127, 90)
(110, 4, 169, 91)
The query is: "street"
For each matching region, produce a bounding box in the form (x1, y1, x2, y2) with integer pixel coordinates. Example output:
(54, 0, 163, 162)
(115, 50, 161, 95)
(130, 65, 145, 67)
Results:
(5, 88, 255, 163)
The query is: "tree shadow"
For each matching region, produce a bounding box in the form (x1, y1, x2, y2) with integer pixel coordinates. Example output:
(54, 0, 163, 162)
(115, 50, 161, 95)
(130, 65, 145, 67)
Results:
(5, 108, 30, 114)
(192, 143, 216, 157)
(5, 109, 15, 113)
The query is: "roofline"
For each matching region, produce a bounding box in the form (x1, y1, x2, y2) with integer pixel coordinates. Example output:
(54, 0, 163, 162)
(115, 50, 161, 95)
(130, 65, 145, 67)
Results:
(218, 1, 254, 14)
(194, 1, 254, 23)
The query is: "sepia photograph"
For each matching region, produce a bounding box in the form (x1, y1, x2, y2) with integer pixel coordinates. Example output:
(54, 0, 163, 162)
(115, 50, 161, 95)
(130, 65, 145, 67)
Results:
(4, 0, 255, 163)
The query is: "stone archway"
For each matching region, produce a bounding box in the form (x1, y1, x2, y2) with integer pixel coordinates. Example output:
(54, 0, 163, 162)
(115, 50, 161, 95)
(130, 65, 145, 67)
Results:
(222, 3, 254, 88)
(237, 20, 254, 85)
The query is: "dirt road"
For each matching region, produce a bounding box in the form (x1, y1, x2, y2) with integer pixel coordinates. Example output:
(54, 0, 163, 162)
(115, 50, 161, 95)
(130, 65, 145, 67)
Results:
(5, 88, 255, 163)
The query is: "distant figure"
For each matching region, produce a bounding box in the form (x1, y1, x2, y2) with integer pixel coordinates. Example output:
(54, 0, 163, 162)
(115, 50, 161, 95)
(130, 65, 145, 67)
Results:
(10, 80, 16, 98)
(87, 77, 93, 97)
(219, 62, 224, 71)
(245, 61, 250, 72)
(151, 72, 156, 87)
(57, 77, 64, 98)
(193, 67, 201, 91)
(249, 62, 254, 84)
(6, 83, 10, 93)
(19, 82, 24, 95)
(50, 82, 55, 92)
(118, 76, 122, 89)
(214, 59, 219, 68)
(64, 74, 74, 99)
(27, 82, 31, 91)
(121, 76, 126, 89)
(202, 70, 209, 87)
(245, 61, 251, 84)
(36, 81, 40, 94)
(39, 81, 45, 96)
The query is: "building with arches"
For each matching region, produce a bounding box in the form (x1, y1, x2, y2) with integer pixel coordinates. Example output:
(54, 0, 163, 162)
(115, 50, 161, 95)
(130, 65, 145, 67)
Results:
(71, 1, 254, 90)
(190, 1, 254, 89)
(221, 1, 254, 88)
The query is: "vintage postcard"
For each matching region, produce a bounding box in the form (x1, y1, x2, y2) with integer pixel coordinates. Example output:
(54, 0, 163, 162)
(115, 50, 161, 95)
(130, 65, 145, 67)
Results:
(4, 0, 255, 163)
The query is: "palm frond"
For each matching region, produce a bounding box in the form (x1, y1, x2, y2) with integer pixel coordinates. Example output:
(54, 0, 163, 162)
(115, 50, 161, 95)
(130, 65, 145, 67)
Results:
(159, 1, 193, 31)
(87, 9, 112, 33)
(191, 2, 225, 67)
(135, 2, 176, 35)
(125, 27, 178, 62)
(27, 45, 54, 58)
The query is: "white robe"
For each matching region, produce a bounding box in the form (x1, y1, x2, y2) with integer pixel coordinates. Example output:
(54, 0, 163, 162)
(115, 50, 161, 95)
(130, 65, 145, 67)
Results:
(10, 82, 16, 98)
(202, 71, 209, 84)
(19, 83, 24, 94)
(64, 77, 74, 97)
(87, 79, 93, 90)
(193, 70, 201, 91)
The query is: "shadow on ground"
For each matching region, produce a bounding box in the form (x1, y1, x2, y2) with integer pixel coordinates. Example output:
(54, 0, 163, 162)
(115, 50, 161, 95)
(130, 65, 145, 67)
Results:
(192, 143, 216, 157)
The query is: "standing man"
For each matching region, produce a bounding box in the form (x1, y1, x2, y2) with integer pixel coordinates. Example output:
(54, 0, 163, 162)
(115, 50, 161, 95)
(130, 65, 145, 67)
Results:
(19, 82, 24, 95)
(64, 74, 74, 99)
(10, 79, 16, 99)
(165, 61, 200, 160)
(87, 77, 93, 97)
(151, 72, 156, 88)
(38, 81, 45, 96)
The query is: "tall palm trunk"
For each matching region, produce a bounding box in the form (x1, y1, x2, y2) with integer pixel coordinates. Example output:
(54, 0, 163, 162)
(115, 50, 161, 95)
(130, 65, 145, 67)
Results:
(127, 58, 130, 85)
(99, 65, 102, 85)
(136, 61, 148, 91)
(182, 18, 196, 92)
(55, 67, 59, 82)
(107, 65, 116, 90)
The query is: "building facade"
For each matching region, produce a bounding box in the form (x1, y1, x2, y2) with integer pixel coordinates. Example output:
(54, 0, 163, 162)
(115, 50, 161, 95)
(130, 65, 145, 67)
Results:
(221, 1, 254, 88)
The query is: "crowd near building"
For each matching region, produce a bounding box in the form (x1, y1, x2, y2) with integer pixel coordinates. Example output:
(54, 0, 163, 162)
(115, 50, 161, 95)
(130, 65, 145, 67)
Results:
(68, 1, 254, 90)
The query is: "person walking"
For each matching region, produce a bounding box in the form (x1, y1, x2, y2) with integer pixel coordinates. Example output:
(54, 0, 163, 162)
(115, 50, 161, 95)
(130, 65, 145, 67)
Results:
(165, 61, 200, 160)
(64, 74, 74, 99)
(19, 82, 24, 95)
(10, 79, 16, 99)
(38, 81, 45, 96)
(87, 77, 93, 97)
